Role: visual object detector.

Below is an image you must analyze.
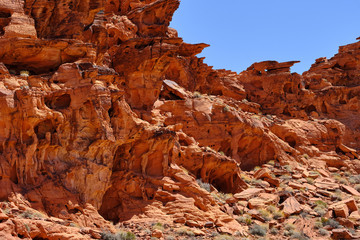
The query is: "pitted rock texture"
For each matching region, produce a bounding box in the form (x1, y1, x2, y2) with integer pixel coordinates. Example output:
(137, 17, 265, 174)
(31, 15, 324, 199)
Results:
(0, 0, 359, 239)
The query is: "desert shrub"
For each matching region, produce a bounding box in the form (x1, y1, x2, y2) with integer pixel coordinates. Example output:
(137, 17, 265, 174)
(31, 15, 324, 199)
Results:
(176, 228, 194, 237)
(319, 228, 329, 236)
(273, 210, 285, 220)
(253, 166, 261, 171)
(314, 206, 327, 216)
(338, 178, 348, 184)
(291, 231, 310, 240)
(240, 174, 252, 183)
(152, 222, 164, 231)
(24, 223, 30, 232)
(285, 223, 296, 231)
(314, 220, 323, 229)
(214, 234, 234, 240)
(283, 165, 292, 172)
(284, 230, 293, 237)
(315, 200, 327, 208)
(165, 236, 176, 240)
(306, 177, 314, 184)
(223, 105, 230, 112)
(258, 209, 271, 221)
(196, 179, 211, 192)
(215, 192, 233, 202)
(100, 231, 136, 240)
(331, 189, 343, 201)
(236, 215, 252, 225)
(266, 205, 277, 214)
(323, 219, 341, 229)
(249, 224, 267, 236)
(20, 210, 45, 219)
(349, 175, 360, 184)
(309, 171, 320, 177)
(267, 160, 275, 166)
(270, 227, 279, 235)
(193, 91, 202, 98)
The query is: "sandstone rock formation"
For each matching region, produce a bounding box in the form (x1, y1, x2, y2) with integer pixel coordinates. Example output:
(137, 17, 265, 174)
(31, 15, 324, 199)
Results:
(0, 0, 359, 239)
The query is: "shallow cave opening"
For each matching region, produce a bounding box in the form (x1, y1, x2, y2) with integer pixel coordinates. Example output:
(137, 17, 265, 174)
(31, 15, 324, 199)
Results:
(283, 83, 293, 94)
(339, 99, 347, 104)
(5, 63, 53, 75)
(284, 136, 297, 148)
(159, 90, 183, 101)
(321, 102, 328, 113)
(305, 105, 317, 115)
(0, 10, 11, 36)
(34, 119, 56, 140)
(282, 106, 291, 117)
(211, 176, 232, 193)
(45, 94, 71, 110)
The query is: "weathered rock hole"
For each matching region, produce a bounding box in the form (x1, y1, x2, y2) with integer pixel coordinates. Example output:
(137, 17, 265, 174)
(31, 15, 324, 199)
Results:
(10, 162, 18, 184)
(285, 136, 296, 148)
(34, 119, 56, 140)
(211, 176, 232, 193)
(283, 83, 293, 93)
(45, 94, 71, 110)
(321, 102, 328, 113)
(282, 106, 291, 117)
(0, 10, 11, 36)
(339, 99, 347, 104)
(305, 105, 316, 114)
(159, 91, 182, 100)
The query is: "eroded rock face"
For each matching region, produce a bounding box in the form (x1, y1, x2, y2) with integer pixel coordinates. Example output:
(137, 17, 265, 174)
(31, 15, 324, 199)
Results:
(0, 0, 359, 238)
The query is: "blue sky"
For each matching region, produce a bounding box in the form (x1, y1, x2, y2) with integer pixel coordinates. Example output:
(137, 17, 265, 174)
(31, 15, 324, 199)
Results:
(170, 1, 360, 74)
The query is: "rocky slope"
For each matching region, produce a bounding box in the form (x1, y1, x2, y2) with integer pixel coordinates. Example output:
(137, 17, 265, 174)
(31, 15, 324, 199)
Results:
(0, 0, 359, 239)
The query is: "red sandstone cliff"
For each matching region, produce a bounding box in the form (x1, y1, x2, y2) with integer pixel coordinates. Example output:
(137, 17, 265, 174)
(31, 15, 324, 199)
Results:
(0, 0, 359, 239)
